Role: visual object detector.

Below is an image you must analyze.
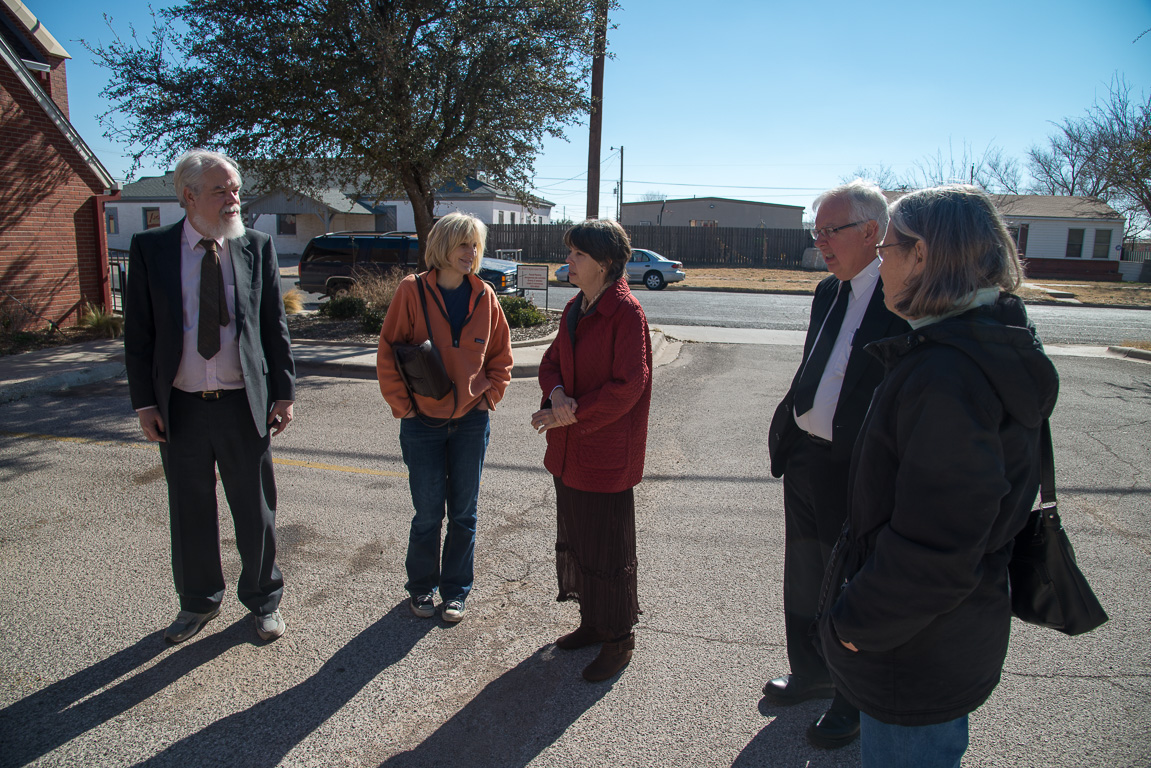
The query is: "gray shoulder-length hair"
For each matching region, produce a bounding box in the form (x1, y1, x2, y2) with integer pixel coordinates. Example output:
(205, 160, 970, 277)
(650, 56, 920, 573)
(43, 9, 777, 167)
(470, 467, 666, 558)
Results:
(887, 184, 1022, 318)
(172, 149, 242, 208)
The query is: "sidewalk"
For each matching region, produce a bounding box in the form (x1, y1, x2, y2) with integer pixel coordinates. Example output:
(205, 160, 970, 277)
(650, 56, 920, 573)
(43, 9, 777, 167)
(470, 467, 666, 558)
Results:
(2, 327, 1146, 405)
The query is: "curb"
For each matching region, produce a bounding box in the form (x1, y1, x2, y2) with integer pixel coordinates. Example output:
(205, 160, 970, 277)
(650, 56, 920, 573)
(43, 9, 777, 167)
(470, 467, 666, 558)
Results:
(1107, 345, 1151, 362)
(0, 360, 127, 405)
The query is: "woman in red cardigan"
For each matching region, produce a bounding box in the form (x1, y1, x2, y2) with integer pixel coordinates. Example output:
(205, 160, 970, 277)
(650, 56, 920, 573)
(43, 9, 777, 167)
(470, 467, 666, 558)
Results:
(531, 219, 653, 682)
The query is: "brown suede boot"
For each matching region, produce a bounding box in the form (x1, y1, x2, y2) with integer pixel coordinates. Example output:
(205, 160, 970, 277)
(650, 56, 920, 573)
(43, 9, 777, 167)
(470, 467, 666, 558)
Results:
(581, 633, 634, 682)
(556, 624, 608, 650)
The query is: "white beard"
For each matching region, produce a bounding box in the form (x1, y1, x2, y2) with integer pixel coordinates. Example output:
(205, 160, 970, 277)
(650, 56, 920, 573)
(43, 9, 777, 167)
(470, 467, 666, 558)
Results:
(192, 206, 245, 240)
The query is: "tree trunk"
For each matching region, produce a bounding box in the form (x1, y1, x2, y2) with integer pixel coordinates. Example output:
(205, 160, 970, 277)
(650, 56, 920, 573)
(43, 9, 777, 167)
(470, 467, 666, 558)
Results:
(402, 171, 437, 271)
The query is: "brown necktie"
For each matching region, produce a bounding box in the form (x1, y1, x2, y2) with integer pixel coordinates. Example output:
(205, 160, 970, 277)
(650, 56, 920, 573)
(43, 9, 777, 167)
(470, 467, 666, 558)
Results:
(197, 238, 230, 359)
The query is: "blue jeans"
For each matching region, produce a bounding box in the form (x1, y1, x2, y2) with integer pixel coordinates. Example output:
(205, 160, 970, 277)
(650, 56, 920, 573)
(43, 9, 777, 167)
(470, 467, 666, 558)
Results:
(861, 713, 969, 768)
(399, 408, 490, 602)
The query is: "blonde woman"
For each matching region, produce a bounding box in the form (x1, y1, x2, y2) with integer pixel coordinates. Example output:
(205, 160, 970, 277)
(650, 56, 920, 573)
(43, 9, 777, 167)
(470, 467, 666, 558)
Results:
(376, 212, 513, 623)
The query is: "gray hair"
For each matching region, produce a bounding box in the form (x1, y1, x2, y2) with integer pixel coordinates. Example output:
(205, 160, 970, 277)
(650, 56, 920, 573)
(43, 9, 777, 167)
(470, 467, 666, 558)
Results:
(887, 184, 1022, 318)
(173, 149, 242, 209)
(813, 179, 890, 240)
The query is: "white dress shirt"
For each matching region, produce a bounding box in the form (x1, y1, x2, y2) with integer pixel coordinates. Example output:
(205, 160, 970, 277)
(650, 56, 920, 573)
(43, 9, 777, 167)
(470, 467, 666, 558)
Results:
(794, 257, 881, 442)
(172, 218, 244, 393)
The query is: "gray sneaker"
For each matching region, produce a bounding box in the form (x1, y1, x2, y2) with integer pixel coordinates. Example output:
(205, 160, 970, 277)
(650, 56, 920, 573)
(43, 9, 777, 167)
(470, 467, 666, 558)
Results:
(164, 607, 220, 644)
(255, 610, 286, 641)
(410, 594, 435, 618)
(442, 600, 466, 623)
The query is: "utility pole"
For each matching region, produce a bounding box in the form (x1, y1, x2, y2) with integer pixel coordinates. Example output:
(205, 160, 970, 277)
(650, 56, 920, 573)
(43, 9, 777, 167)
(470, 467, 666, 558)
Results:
(586, 0, 608, 220)
(610, 145, 624, 220)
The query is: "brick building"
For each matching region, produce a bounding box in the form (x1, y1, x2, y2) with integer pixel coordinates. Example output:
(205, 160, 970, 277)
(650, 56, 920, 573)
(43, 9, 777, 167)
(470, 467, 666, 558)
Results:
(1, 0, 117, 331)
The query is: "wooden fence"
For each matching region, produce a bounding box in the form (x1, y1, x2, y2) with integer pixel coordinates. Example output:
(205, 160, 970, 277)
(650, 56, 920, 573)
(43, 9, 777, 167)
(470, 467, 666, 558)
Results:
(485, 224, 813, 268)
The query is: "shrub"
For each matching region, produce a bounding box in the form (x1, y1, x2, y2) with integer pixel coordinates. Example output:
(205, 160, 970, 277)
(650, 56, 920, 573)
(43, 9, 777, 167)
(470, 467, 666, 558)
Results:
(361, 306, 385, 336)
(499, 296, 546, 328)
(319, 296, 366, 320)
(282, 288, 304, 314)
(77, 302, 124, 338)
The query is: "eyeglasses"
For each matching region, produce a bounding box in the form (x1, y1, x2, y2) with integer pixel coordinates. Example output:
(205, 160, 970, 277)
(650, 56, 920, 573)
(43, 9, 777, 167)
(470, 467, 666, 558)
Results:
(809, 221, 865, 240)
(875, 240, 917, 260)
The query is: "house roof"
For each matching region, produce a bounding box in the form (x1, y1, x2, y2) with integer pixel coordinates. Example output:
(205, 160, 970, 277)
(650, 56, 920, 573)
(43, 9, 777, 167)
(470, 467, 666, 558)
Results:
(1, 0, 69, 60)
(622, 196, 805, 211)
(121, 172, 553, 210)
(0, 18, 113, 191)
(882, 190, 1122, 221)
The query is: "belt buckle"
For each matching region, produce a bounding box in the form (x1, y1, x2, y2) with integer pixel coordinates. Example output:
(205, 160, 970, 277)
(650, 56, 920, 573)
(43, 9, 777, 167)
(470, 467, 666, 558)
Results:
(201, 390, 223, 401)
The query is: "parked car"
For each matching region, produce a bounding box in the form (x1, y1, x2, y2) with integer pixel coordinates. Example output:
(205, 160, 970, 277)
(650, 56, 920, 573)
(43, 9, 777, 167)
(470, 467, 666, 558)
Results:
(554, 248, 685, 290)
(297, 232, 518, 295)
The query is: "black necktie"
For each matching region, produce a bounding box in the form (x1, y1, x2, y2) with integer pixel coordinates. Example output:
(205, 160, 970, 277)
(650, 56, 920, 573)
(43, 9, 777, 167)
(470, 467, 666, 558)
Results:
(197, 238, 230, 359)
(793, 280, 851, 416)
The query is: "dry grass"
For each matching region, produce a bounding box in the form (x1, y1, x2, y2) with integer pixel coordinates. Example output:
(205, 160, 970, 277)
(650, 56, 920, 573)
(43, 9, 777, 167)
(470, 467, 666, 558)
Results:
(351, 268, 404, 310)
(76, 303, 124, 338)
(282, 288, 305, 314)
(1119, 339, 1151, 351)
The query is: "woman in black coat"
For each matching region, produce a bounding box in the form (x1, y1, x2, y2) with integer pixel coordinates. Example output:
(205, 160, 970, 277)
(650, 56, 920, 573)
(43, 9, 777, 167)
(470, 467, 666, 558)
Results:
(817, 185, 1059, 767)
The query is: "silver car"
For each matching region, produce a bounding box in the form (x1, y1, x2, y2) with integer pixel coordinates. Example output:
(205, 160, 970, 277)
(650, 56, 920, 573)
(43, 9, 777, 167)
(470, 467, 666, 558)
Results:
(554, 248, 686, 290)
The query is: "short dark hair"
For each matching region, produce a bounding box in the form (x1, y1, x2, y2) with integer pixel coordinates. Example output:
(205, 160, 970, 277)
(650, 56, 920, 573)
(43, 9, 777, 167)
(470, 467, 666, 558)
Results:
(563, 219, 631, 283)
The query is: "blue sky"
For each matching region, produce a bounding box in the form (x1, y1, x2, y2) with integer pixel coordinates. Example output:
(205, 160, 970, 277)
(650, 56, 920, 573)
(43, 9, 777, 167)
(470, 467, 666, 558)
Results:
(28, 0, 1151, 220)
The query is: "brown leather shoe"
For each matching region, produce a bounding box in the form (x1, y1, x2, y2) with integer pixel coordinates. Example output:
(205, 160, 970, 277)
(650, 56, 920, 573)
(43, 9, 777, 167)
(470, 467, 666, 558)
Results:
(582, 634, 635, 682)
(556, 625, 609, 650)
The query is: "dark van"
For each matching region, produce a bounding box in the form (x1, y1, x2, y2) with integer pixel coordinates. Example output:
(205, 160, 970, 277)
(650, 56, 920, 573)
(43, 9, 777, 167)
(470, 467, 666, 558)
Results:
(297, 231, 518, 296)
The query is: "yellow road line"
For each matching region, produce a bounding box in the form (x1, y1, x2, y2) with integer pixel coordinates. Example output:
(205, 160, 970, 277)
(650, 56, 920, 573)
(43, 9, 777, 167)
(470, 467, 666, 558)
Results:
(0, 430, 406, 478)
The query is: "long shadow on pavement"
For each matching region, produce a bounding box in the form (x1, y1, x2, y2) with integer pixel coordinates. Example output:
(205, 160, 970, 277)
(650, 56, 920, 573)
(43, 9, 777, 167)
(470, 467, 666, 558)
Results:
(379, 645, 609, 768)
(131, 601, 433, 767)
(0, 618, 251, 768)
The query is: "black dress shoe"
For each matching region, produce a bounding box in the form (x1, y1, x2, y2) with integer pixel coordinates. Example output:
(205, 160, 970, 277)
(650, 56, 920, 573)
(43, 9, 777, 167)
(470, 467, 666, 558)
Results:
(761, 674, 836, 705)
(806, 710, 860, 749)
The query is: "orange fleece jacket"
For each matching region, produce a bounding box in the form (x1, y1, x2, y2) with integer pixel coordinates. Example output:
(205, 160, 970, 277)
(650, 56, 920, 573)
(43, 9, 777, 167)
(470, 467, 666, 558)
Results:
(377, 270, 513, 420)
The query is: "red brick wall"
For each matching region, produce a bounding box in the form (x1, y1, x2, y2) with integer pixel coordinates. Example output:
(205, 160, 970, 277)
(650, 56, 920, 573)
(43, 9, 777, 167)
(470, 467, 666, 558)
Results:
(1, 64, 107, 331)
(1022, 258, 1122, 283)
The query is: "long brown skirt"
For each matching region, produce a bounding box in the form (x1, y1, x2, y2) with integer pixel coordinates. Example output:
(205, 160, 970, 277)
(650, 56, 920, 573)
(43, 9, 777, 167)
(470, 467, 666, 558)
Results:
(553, 475, 640, 639)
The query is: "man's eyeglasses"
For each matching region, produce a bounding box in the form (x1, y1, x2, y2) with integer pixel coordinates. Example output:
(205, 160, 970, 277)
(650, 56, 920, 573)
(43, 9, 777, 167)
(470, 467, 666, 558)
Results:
(809, 221, 865, 240)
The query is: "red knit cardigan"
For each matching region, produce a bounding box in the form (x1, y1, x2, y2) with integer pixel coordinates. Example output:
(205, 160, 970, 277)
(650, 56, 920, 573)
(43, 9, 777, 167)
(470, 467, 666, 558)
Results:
(538, 277, 652, 493)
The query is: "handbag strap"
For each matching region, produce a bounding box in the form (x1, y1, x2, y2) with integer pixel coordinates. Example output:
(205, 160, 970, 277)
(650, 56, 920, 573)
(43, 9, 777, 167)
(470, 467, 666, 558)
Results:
(416, 273, 436, 346)
(1038, 419, 1056, 509)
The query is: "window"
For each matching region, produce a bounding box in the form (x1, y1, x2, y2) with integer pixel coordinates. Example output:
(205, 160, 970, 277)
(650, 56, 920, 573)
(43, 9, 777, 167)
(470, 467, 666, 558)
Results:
(143, 207, 161, 230)
(1015, 223, 1029, 256)
(498, 210, 505, 224)
(105, 207, 119, 235)
(510, 212, 516, 224)
(1065, 229, 1084, 258)
(690, 219, 718, 228)
(1092, 229, 1112, 259)
(277, 214, 296, 235)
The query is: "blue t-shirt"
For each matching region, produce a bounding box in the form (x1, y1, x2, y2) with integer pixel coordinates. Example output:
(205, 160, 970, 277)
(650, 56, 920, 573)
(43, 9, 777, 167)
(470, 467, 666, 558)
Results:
(438, 280, 472, 342)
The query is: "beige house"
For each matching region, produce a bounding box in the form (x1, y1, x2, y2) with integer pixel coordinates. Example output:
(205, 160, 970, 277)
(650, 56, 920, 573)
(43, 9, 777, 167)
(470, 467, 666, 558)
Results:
(621, 197, 805, 229)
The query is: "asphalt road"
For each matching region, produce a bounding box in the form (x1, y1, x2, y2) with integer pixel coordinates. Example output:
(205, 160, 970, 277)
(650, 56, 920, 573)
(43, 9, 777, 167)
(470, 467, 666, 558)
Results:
(0, 342, 1147, 767)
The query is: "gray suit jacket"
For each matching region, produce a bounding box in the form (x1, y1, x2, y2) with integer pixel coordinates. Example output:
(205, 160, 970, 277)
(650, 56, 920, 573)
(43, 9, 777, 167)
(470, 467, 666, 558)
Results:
(124, 219, 295, 437)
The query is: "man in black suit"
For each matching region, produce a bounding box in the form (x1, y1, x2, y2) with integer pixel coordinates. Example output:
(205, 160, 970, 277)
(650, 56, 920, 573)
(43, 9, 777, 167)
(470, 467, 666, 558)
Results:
(125, 149, 295, 644)
(764, 180, 909, 748)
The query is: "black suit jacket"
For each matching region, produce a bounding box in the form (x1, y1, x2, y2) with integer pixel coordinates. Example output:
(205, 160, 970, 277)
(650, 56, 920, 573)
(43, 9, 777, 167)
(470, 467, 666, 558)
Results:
(124, 219, 295, 437)
(768, 273, 908, 477)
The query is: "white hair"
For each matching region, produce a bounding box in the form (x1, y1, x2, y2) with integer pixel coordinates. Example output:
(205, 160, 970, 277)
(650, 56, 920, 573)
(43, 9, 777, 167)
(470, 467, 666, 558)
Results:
(813, 178, 890, 238)
(173, 149, 242, 209)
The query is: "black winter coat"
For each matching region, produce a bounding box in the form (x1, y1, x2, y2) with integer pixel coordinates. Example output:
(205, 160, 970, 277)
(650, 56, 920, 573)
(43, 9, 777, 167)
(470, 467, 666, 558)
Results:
(817, 294, 1059, 726)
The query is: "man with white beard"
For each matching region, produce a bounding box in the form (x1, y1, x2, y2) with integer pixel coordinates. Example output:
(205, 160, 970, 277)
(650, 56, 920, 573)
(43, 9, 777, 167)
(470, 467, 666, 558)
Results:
(124, 149, 296, 644)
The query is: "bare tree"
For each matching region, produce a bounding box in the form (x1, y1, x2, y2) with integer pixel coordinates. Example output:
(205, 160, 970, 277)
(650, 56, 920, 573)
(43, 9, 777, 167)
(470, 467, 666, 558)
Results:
(87, 0, 613, 267)
(1027, 76, 1151, 236)
(637, 191, 667, 202)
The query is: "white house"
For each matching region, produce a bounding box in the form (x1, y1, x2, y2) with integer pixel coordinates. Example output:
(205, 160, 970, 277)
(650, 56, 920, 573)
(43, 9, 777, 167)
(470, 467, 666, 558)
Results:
(882, 191, 1126, 281)
(621, 196, 805, 229)
(107, 172, 553, 257)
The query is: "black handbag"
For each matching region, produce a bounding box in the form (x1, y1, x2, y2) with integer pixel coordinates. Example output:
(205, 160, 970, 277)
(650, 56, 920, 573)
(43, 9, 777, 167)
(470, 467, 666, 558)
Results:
(1008, 420, 1108, 636)
(392, 274, 456, 418)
